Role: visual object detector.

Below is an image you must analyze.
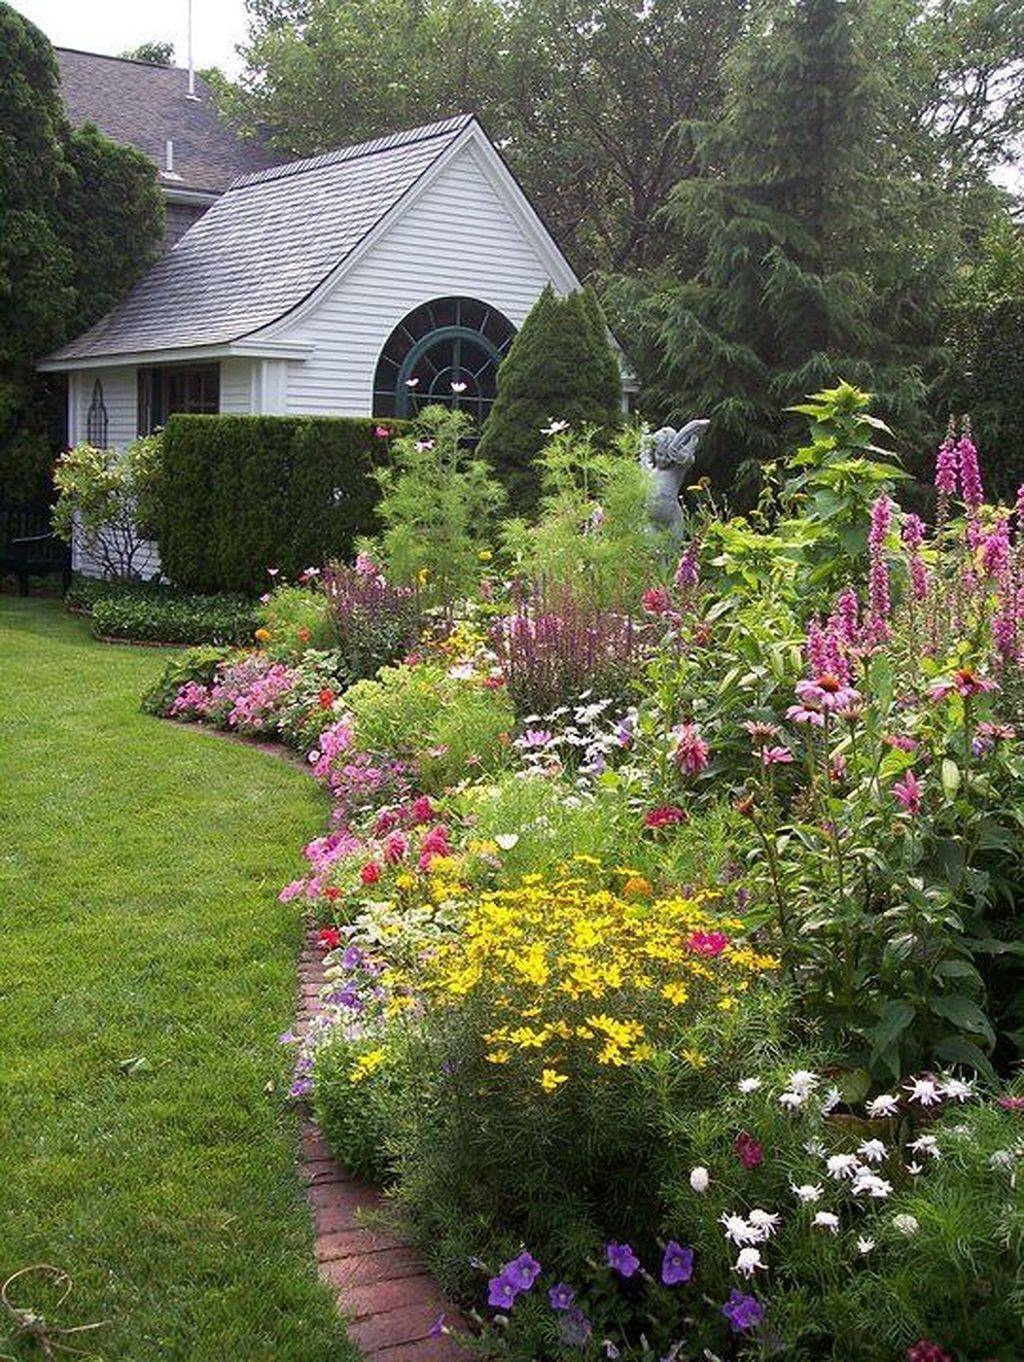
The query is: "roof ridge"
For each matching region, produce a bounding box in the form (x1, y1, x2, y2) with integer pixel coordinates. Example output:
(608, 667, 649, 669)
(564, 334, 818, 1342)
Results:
(55, 46, 193, 74)
(229, 114, 474, 191)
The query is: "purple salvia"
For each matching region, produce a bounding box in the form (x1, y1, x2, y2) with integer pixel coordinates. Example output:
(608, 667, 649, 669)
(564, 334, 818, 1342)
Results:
(957, 428, 983, 511)
(901, 513, 929, 602)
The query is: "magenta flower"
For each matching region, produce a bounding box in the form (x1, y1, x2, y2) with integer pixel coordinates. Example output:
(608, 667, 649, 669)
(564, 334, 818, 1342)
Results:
(641, 586, 674, 616)
(605, 1242, 640, 1278)
(661, 1241, 694, 1286)
(892, 768, 922, 816)
(761, 745, 794, 766)
(794, 675, 860, 713)
(929, 668, 998, 701)
(982, 519, 1010, 577)
(672, 723, 709, 775)
(733, 1130, 763, 1170)
(427, 1313, 445, 1338)
(548, 1283, 576, 1310)
(934, 431, 958, 497)
(957, 432, 983, 510)
(830, 584, 860, 645)
(675, 539, 701, 592)
(866, 496, 893, 642)
(721, 1289, 765, 1333)
(687, 929, 730, 956)
(787, 703, 825, 728)
(902, 514, 929, 601)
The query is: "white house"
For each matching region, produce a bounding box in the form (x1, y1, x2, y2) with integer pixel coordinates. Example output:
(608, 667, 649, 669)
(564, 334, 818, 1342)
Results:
(40, 115, 614, 576)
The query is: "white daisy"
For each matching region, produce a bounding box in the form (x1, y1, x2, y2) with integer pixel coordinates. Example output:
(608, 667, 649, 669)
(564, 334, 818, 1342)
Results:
(905, 1161, 923, 1176)
(787, 1069, 819, 1096)
(851, 1171, 893, 1199)
(720, 1213, 758, 1246)
(893, 1213, 919, 1236)
(738, 1077, 762, 1094)
(907, 1134, 941, 1160)
(820, 1086, 843, 1115)
(778, 1091, 806, 1110)
(747, 1209, 780, 1240)
(906, 1077, 942, 1106)
(866, 1094, 900, 1118)
(857, 1236, 876, 1255)
(540, 419, 570, 435)
(812, 1211, 840, 1234)
(735, 1246, 767, 1278)
(857, 1139, 887, 1165)
(941, 1076, 974, 1102)
(825, 1153, 861, 1181)
(791, 1183, 823, 1203)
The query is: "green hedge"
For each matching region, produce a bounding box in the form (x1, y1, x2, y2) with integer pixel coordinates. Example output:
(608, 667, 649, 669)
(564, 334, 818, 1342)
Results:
(947, 299, 1024, 503)
(157, 414, 405, 593)
(66, 576, 257, 645)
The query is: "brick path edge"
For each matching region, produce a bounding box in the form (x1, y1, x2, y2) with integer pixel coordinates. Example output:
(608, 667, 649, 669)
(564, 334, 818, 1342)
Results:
(296, 933, 473, 1360)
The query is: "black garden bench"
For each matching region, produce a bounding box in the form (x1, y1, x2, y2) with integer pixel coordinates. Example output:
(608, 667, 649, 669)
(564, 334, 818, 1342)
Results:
(0, 503, 71, 596)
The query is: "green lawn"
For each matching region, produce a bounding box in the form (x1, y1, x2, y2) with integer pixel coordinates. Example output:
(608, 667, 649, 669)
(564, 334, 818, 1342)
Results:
(0, 598, 357, 1361)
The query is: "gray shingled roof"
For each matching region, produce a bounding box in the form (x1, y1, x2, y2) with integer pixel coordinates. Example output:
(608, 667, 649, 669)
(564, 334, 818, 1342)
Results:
(45, 116, 474, 364)
(56, 48, 279, 194)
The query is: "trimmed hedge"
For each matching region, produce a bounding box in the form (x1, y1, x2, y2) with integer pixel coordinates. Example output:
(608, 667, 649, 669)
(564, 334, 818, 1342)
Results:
(157, 414, 406, 593)
(66, 575, 257, 645)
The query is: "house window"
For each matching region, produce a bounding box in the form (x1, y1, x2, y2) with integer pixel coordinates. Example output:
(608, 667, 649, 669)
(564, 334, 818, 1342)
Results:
(372, 297, 516, 424)
(137, 363, 220, 435)
(85, 379, 109, 447)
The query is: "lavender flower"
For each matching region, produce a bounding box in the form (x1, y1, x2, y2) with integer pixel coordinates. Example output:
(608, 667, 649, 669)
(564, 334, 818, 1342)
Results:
(721, 1289, 765, 1333)
(661, 1241, 694, 1285)
(549, 1283, 576, 1310)
(605, 1242, 640, 1278)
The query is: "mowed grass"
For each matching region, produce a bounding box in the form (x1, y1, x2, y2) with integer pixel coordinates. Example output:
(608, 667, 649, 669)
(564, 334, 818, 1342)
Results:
(0, 598, 357, 1361)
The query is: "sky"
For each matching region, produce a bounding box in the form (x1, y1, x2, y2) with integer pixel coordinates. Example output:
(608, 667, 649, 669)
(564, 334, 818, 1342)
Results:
(13, 0, 250, 76)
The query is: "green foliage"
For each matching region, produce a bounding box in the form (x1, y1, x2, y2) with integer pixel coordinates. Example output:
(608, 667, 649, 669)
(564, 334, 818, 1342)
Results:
(477, 287, 623, 514)
(52, 437, 164, 580)
(157, 414, 403, 592)
(344, 662, 513, 792)
(89, 587, 257, 646)
(312, 1035, 408, 1184)
(121, 40, 174, 64)
(0, 5, 162, 498)
(500, 423, 669, 608)
(368, 406, 505, 605)
(140, 643, 235, 714)
(256, 583, 335, 660)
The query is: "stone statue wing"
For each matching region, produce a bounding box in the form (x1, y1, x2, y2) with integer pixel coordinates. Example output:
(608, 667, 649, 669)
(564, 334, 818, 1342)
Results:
(668, 419, 710, 465)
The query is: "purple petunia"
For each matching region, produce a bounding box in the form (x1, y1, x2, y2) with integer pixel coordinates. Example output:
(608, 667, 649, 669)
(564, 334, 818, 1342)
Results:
(503, 1251, 541, 1292)
(549, 1282, 576, 1311)
(661, 1241, 694, 1286)
(721, 1288, 765, 1333)
(605, 1242, 640, 1278)
(288, 1076, 313, 1099)
(487, 1274, 517, 1310)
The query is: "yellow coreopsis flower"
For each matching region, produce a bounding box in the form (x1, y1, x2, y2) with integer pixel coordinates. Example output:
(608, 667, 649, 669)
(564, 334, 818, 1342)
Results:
(349, 1048, 386, 1083)
(539, 1069, 568, 1092)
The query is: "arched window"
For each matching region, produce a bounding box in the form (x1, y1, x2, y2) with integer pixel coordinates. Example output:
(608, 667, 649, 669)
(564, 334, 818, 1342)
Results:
(372, 297, 516, 423)
(85, 379, 108, 448)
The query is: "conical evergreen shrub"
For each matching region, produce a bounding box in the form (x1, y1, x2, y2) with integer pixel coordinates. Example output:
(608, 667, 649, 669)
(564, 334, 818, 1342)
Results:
(478, 285, 622, 514)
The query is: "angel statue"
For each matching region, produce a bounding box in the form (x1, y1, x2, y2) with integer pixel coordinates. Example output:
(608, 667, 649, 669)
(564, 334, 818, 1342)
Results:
(639, 419, 710, 543)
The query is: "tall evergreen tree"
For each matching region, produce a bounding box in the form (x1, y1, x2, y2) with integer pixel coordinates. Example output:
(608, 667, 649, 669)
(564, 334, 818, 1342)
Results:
(612, 0, 951, 480)
(0, 3, 163, 499)
(477, 286, 622, 513)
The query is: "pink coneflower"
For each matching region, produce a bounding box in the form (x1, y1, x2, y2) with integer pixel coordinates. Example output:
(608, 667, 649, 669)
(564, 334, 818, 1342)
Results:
(794, 674, 861, 713)
(761, 745, 794, 766)
(742, 720, 780, 744)
(672, 723, 710, 775)
(892, 768, 922, 815)
(929, 667, 999, 701)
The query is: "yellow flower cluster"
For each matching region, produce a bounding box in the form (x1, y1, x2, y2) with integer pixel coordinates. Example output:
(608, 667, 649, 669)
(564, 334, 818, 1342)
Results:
(407, 870, 778, 1090)
(349, 1047, 387, 1084)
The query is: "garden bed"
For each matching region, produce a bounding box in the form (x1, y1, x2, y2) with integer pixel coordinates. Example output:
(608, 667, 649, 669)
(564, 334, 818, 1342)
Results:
(142, 396, 1024, 1362)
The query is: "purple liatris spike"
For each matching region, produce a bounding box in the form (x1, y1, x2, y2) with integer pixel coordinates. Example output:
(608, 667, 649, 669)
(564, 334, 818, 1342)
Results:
(982, 520, 1010, 577)
(829, 584, 860, 645)
(957, 430, 983, 511)
(934, 428, 958, 496)
(901, 514, 929, 602)
(866, 496, 892, 642)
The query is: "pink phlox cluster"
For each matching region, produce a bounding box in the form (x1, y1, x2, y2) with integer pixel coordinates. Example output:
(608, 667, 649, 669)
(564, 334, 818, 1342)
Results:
(169, 681, 211, 717)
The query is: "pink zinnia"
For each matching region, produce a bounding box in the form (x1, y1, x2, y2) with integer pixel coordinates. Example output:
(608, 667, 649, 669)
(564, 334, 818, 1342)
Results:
(672, 723, 709, 775)
(892, 768, 922, 815)
(687, 929, 729, 956)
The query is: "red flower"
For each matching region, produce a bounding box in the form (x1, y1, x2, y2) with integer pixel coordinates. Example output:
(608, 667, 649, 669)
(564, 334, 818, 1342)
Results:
(297, 626, 311, 643)
(687, 929, 729, 957)
(317, 926, 342, 950)
(645, 805, 687, 830)
(641, 586, 673, 616)
(907, 1341, 951, 1362)
(360, 861, 382, 886)
(324, 886, 341, 901)
(319, 688, 335, 709)
(409, 795, 435, 824)
(733, 1130, 763, 1170)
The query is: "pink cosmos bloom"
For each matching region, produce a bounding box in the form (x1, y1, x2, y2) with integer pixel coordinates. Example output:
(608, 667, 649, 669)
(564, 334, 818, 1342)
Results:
(687, 929, 730, 957)
(672, 723, 710, 775)
(761, 745, 794, 766)
(892, 768, 922, 815)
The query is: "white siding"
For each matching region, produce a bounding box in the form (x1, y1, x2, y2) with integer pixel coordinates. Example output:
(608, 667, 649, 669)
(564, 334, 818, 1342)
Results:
(220, 357, 253, 414)
(276, 143, 561, 416)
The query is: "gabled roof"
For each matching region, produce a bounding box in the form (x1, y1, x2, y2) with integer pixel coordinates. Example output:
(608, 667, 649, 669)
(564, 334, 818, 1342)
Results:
(55, 47, 279, 195)
(43, 116, 477, 365)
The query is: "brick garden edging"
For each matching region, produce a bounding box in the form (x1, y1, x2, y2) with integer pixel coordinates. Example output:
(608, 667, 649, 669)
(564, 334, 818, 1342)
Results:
(297, 933, 472, 1360)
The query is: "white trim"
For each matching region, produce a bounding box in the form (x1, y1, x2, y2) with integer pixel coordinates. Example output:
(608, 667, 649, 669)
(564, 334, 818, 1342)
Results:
(249, 121, 580, 344)
(39, 339, 314, 373)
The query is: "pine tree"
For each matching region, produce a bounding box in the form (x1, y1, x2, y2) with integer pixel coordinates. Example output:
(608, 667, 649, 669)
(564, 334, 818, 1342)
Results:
(624, 0, 947, 482)
(478, 286, 622, 514)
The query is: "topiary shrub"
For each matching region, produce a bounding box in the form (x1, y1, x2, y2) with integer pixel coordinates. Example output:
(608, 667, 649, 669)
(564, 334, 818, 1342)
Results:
(477, 286, 623, 514)
(157, 414, 407, 592)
